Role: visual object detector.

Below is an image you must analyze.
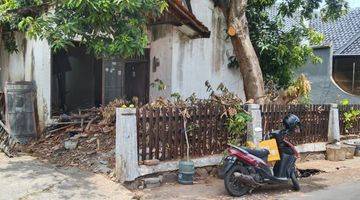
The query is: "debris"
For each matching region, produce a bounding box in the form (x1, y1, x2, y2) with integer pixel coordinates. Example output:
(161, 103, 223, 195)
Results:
(59, 114, 71, 122)
(47, 125, 74, 135)
(87, 137, 97, 143)
(100, 160, 109, 165)
(71, 133, 88, 140)
(26, 103, 118, 177)
(52, 144, 63, 151)
(143, 159, 160, 166)
(94, 165, 112, 174)
(86, 150, 97, 155)
(143, 177, 162, 188)
(68, 131, 79, 138)
(97, 138, 100, 151)
(0, 120, 18, 157)
(161, 172, 178, 183)
(64, 140, 78, 150)
(195, 168, 209, 178)
(85, 117, 98, 132)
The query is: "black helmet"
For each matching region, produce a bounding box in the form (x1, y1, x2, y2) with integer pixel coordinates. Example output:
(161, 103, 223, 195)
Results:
(283, 114, 301, 131)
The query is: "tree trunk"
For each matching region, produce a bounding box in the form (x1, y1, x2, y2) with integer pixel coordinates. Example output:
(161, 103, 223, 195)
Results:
(219, 0, 265, 103)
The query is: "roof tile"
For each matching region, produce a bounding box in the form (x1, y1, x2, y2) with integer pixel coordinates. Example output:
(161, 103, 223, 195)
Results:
(310, 8, 360, 54)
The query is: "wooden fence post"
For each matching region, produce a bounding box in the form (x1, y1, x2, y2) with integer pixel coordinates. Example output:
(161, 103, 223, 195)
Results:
(116, 108, 140, 183)
(246, 104, 263, 145)
(328, 104, 340, 144)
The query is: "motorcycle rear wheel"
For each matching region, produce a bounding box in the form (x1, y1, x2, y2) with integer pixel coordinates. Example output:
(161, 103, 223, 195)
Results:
(224, 165, 251, 197)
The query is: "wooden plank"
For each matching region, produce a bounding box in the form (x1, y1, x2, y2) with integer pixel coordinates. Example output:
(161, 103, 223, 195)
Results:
(141, 108, 147, 161)
(154, 108, 160, 159)
(148, 108, 154, 159)
(222, 106, 228, 149)
(190, 107, 201, 156)
(200, 104, 207, 156)
(174, 108, 180, 159)
(209, 105, 215, 152)
(160, 107, 166, 160)
(215, 105, 221, 151)
(167, 107, 174, 160)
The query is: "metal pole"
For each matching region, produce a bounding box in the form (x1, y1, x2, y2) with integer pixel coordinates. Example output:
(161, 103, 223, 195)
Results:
(352, 61, 356, 92)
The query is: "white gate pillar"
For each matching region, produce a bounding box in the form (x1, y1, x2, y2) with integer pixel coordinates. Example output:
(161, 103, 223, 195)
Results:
(328, 104, 340, 144)
(246, 104, 263, 146)
(115, 108, 140, 182)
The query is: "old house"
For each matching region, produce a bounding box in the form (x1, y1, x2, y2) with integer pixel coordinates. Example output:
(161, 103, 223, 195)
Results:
(299, 8, 360, 103)
(0, 0, 245, 130)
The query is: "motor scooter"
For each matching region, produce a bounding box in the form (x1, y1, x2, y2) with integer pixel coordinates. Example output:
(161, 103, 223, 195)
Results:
(221, 128, 300, 197)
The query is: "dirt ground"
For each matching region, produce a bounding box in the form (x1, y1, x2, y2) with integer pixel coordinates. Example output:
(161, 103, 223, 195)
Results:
(0, 153, 133, 200)
(137, 157, 360, 200)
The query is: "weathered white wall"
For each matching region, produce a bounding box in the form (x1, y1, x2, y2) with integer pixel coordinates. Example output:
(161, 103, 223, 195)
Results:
(0, 33, 51, 130)
(150, 0, 245, 100)
(0, 33, 26, 85)
(149, 25, 174, 101)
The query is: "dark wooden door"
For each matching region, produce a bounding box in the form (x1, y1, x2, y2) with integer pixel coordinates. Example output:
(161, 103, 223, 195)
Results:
(102, 57, 125, 104)
(124, 61, 150, 104)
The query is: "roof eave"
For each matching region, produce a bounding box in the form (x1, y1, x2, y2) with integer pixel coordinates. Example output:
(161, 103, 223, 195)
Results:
(155, 1, 211, 38)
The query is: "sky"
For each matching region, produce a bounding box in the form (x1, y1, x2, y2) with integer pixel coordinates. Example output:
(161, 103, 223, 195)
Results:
(348, 0, 360, 8)
(277, 0, 360, 9)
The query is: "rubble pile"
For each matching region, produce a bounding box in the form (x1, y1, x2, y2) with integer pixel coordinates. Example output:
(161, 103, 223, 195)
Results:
(0, 123, 18, 157)
(27, 101, 127, 178)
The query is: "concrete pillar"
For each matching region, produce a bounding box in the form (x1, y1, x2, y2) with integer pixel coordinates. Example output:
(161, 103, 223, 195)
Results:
(116, 108, 140, 183)
(328, 104, 340, 144)
(246, 104, 263, 145)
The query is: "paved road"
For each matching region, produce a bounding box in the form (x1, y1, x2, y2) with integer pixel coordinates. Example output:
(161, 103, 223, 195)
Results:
(144, 157, 360, 200)
(0, 153, 133, 200)
(291, 181, 360, 200)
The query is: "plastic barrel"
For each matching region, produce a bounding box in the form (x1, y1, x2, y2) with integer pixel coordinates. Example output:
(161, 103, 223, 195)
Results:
(5, 82, 37, 144)
(178, 160, 195, 185)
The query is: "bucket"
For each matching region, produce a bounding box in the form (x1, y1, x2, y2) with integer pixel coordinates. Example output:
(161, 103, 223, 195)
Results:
(178, 160, 195, 185)
(5, 81, 37, 144)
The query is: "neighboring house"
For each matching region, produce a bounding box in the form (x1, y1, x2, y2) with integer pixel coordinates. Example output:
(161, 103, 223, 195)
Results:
(298, 8, 360, 103)
(0, 0, 245, 130)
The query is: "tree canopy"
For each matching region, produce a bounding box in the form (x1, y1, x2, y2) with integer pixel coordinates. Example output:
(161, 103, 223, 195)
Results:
(246, 0, 348, 88)
(0, 0, 349, 96)
(0, 0, 167, 57)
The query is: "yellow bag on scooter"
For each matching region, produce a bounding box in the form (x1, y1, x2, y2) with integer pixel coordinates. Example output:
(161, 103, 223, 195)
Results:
(259, 139, 280, 162)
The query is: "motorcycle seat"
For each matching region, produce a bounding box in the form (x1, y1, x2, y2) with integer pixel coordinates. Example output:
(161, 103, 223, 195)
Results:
(243, 147, 270, 160)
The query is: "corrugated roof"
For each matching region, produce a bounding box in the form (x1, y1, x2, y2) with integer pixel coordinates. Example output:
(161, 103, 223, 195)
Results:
(310, 8, 360, 54)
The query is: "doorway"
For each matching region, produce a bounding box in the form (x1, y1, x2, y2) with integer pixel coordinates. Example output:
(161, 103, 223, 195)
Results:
(51, 44, 102, 115)
(103, 49, 150, 105)
(124, 51, 150, 105)
(51, 46, 150, 116)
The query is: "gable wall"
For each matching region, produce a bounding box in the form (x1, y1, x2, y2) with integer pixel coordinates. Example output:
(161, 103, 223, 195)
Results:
(299, 47, 360, 103)
(150, 0, 245, 101)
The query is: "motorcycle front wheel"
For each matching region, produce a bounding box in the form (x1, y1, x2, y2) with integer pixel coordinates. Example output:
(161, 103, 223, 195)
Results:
(224, 165, 251, 197)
